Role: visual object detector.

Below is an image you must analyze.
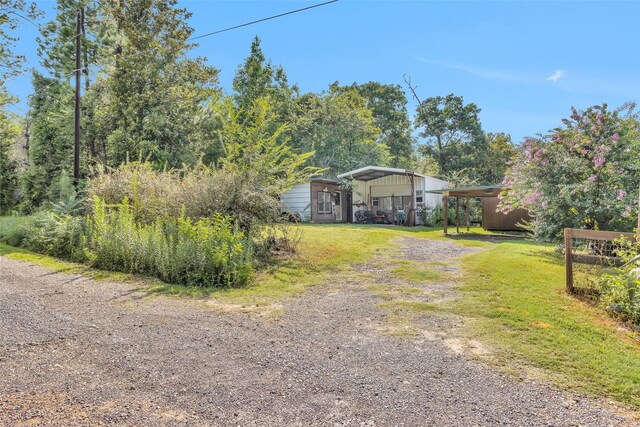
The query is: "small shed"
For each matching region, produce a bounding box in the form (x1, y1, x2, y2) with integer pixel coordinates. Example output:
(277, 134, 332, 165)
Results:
(427, 185, 531, 234)
(279, 178, 348, 223)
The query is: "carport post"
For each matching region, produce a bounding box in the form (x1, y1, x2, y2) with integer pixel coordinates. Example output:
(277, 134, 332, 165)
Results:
(466, 197, 470, 231)
(456, 197, 460, 233)
(443, 194, 448, 235)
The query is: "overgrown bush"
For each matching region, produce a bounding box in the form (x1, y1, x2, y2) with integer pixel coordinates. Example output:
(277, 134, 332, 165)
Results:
(0, 215, 37, 247)
(89, 162, 281, 231)
(86, 197, 254, 287)
(25, 212, 88, 261)
(598, 238, 640, 327)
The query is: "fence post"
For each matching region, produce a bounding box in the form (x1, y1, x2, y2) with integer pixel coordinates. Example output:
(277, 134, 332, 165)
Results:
(564, 228, 574, 293)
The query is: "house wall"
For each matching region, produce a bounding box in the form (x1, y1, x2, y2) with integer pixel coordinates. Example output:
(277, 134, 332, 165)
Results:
(279, 182, 312, 221)
(310, 181, 347, 224)
(350, 174, 448, 224)
(482, 197, 532, 230)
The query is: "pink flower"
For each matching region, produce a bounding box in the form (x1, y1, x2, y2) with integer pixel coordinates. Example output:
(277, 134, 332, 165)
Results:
(617, 190, 626, 201)
(587, 175, 596, 182)
(593, 156, 605, 167)
(622, 211, 630, 218)
(541, 201, 548, 209)
(612, 133, 620, 142)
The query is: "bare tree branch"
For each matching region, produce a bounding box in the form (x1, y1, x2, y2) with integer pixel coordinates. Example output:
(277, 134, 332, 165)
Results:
(403, 74, 422, 106)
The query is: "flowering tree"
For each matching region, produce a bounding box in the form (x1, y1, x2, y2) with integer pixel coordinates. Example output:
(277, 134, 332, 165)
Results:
(499, 104, 640, 241)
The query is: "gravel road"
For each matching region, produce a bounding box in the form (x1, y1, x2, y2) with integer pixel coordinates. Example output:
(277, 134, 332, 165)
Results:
(0, 237, 631, 426)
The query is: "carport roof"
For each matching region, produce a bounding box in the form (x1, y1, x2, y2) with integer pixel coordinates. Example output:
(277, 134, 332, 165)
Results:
(337, 166, 427, 181)
(426, 185, 505, 197)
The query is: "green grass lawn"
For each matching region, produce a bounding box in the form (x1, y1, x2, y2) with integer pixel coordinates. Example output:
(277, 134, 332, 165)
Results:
(452, 239, 640, 409)
(1, 217, 639, 410)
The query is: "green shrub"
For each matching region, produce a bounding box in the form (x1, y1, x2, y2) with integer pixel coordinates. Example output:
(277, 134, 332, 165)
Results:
(88, 162, 280, 231)
(598, 238, 640, 327)
(24, 212, 88, 262)
(86, 197, 254, 287)
(0, 216, 38, 247)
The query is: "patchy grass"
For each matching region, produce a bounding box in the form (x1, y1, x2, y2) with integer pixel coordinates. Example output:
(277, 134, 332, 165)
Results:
(452, 239, 640, 410)
(391, 261, 445, 284)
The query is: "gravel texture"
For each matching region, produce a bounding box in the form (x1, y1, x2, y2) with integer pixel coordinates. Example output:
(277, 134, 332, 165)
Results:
(0, 237, 632, 426)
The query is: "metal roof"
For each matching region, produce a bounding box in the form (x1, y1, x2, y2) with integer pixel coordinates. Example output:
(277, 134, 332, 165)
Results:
(426, 185, 505, 197)
(337, 166, 429, 181)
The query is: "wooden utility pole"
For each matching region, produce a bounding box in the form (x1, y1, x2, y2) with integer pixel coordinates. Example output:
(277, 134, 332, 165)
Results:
(73, 7, 82, 188)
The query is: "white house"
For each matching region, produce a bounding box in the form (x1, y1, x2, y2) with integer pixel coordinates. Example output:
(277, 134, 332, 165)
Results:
(279, 166, 447, 225)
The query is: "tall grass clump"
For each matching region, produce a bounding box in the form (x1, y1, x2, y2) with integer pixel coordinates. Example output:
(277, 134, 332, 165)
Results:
(87, 197, 254, 287)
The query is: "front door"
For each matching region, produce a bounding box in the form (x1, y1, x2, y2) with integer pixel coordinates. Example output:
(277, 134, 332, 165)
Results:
(335, 191, 342, 221)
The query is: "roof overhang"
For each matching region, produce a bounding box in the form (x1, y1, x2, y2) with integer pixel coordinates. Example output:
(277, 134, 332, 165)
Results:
(337, 166, 426, 181)
(426, 185, 505, 198)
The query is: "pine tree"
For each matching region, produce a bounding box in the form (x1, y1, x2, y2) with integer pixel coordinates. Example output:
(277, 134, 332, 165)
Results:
(0, 85, 19, 214)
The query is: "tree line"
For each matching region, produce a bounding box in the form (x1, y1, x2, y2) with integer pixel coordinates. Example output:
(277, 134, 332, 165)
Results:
(0, 0, 516, 215)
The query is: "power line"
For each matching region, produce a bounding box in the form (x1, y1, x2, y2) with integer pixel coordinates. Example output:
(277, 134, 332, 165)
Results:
(188, 0, 339, 41)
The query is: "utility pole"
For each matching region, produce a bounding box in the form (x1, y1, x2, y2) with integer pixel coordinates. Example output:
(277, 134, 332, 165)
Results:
(73, 7, 82, 188)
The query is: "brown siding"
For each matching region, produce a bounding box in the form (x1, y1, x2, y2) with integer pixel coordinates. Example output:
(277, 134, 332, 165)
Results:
(482, 197, 531, 231)
(310, 181, 347, 224)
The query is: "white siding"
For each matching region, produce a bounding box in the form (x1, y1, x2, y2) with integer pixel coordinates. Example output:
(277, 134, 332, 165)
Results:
(423, 176, 448, 208)
(280, 182, 311, 221)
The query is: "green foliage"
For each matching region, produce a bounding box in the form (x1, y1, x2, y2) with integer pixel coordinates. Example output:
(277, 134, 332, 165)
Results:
(484, 132, 517, 184)
(501, 104, 640, 241)
(290, 86, 386, 177)
(26, 211, 88, 261)
(232, 36, 297, 126)
(87, 197, 253, 287)
(599, 238, 640, 326)
(21, 73, 74, 211)
(0, 0, 41, 79)
(337, 81, 415, 168)
(0, 215, 36, 246)
(89, 98, 321, 231)
(92, 0, 219, 168)
(0, 84, 19, 214)
(414, 93, 487, 181)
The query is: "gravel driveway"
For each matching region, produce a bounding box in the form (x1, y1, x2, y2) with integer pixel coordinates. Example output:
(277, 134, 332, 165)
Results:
(0, 237, 631, 426)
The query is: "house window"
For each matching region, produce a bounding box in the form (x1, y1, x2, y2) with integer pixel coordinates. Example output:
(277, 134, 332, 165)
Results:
(416, 190, 424, 204)
(383, 197, 392, 210)
(317, 192, 332, 214)
(372, 197, 379, 207)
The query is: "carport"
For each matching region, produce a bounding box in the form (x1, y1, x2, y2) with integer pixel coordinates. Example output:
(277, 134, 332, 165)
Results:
(427, 185, 504, 235)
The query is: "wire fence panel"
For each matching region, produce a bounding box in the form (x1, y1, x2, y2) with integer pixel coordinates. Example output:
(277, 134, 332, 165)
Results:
(564, 228, 636, 294)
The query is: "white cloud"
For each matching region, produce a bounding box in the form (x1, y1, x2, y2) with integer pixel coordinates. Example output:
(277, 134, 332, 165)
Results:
(546, 70, 565, 82)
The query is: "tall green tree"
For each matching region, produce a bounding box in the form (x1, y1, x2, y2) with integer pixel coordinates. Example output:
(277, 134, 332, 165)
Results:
(22, 0, 107, 209)
(0, 84, 19, 213)
(290, 86, 385, 177)
(232, 36, 297, 125)
(91, 0, 219, 168)
(414, 93, 486, 180)
(21, 73, 74, 209)
(0, 0, 41, 79)
(484, 132, 517, 183)
(338, 81, 414, 168)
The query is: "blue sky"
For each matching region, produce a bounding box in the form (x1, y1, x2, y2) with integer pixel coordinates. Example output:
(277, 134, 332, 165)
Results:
(7, 0, 640, 143)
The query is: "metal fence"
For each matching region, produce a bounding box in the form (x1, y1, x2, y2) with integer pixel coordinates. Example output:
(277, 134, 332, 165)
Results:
(564, 228, 636, 293)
